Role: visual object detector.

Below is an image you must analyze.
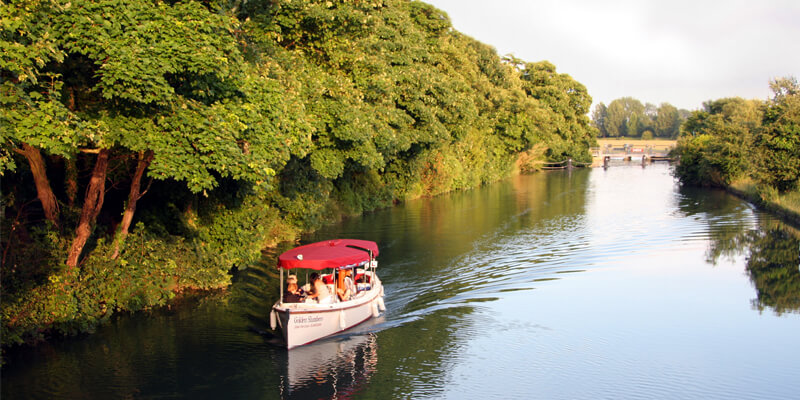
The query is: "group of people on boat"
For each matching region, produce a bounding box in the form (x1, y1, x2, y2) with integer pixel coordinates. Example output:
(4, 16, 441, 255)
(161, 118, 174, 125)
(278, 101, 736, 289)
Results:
(283, 268, 357, 304)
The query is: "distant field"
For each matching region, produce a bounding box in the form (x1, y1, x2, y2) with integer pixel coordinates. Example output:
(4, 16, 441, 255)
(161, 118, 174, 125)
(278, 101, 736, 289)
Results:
(597, 138, 676, 147)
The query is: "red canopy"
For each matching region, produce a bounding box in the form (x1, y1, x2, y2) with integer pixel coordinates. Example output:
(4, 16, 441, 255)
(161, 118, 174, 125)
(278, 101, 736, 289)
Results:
(278, 239, 379, 270)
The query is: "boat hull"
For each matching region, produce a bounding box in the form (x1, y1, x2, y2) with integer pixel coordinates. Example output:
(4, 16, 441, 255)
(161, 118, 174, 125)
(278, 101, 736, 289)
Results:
(273, 276, 384, 349)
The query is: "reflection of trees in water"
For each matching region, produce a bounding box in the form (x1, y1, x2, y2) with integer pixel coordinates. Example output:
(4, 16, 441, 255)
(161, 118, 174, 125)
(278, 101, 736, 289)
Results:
(676, 185, 754, 264)
(707, 221, 800, 315)
(299, 170, 592, 397)
(744, 226, 800, 314)
(677, 186, 800, 314)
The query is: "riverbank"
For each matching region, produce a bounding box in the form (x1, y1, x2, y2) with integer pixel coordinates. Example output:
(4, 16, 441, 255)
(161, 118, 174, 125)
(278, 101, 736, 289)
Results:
(728, 178, 800, 227)
(0, 154, 534, 353)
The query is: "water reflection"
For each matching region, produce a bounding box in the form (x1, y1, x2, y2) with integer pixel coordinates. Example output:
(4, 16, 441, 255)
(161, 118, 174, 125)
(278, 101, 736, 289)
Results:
(675, 185, 759, 263)
(676, 186, 800, 314)
(282, 334, 378, 399)
(304, 169, 594, 397)
(745, 224, 800, 314)
(306, 169, 593, 318)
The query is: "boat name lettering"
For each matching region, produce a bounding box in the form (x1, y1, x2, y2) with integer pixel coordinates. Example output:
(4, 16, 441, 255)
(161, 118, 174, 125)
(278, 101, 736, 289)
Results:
(293, 315, 324, 325)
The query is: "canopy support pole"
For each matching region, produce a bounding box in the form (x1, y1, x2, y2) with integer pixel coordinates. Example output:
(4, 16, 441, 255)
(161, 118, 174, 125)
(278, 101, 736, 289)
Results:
(279, 267, 284, 304)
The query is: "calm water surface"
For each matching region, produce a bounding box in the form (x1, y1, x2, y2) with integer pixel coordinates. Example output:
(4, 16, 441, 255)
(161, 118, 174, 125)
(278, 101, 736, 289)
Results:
(4, 163, 800, 399)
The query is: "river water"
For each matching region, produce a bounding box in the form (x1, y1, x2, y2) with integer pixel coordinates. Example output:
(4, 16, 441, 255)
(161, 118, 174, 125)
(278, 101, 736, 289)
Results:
(3, 163, 800, 399)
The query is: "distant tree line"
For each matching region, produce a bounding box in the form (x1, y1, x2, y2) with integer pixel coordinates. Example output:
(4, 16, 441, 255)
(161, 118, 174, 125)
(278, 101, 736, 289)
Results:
(0, 0, 595, 345)
(591, 97, 690, 139)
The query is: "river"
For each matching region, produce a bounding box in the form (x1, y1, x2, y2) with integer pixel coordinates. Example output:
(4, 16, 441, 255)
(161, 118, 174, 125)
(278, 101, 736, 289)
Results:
(3, 163, 800, 399)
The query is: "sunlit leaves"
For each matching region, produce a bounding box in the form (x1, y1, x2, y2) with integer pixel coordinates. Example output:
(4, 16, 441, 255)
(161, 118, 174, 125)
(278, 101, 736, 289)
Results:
(0, 79, 85, 174)
(519, 61, 595, 162)
(674, 78, 800, 193)
(756, 77, 800, 191)
(1, 0, 602, 344)
(44, 0, 242, 105)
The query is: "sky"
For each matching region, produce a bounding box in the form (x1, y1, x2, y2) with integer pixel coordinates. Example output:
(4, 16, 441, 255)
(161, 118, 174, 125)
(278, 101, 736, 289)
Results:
(423, 0, 800, 111)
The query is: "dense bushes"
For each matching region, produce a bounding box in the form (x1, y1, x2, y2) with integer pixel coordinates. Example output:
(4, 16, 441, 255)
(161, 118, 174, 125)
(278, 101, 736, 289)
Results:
(673, 97, 762, 186)
(1, 0, 596, 346)
(673, 77, 800, 203)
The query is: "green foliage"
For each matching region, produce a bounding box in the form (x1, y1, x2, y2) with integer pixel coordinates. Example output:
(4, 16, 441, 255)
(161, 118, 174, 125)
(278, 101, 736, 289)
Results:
(654, 103, 681, 138)
(604, 97, 644, 137)
(592, 97, 686, 139)
(674, 77, 800, 202)
(674, 97, 762, 186)
(0, 79, 84, 171)
(755, 77, 800, 192)
(591, 102, 608, 137)
(518, 61, 596, 162)
(673, 134, 724, 186)
(1, 0, 597, 346)
(744, 227, 800, 314)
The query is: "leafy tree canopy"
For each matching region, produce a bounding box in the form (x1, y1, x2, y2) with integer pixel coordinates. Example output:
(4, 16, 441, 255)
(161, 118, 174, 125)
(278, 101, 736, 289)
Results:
(1, 0, 598, 345)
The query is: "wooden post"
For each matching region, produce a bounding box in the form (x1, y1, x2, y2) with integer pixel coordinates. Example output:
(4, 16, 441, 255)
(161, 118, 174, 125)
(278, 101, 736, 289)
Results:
(567, 158, 573, 170)
(604, 156, 610, 169)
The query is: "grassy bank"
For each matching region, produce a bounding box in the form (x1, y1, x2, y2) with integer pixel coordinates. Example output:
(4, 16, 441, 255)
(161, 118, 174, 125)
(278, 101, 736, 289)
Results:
(729, 178, 800, 226)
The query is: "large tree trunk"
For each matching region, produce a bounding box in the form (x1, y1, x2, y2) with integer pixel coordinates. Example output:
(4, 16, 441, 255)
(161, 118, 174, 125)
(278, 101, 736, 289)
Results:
(14, 143, 59, 228)
(111, 151, 153, 259)
(66, 148, 111, 268)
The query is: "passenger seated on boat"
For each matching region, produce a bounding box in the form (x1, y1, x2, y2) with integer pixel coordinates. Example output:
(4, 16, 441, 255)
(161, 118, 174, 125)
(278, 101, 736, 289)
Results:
(305, 272, 332, 304)
(283, 275, 303, 303)
(336, 268, 356, 301)
(354, 272, 371, 291)
(354, 272, 371, 283)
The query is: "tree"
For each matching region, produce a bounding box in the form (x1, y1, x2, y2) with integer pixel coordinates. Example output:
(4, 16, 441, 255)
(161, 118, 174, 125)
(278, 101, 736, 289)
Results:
(644, 102, 658, 119)
(1, 0, 299, 268)
(518, 61, 595, 162)
(655, 103, 680, 138)
(675, 97, 762, 186)
(604, 97, 644, 137)
(1, 0, 601, 345)
(604, 100, 624, 137)
(626, 112, 642, 137)
(591, 102, 608, 137)
(755, 76, 800, 191)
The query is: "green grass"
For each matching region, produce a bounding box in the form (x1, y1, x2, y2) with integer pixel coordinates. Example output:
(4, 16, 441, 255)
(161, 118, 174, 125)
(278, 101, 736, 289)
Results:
(777, 190, 800, 214)
(730, 177, 800, 224)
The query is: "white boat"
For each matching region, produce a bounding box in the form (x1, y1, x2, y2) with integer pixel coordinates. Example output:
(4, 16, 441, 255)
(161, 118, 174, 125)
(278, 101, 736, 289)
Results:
(270, 239, 385, 349)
